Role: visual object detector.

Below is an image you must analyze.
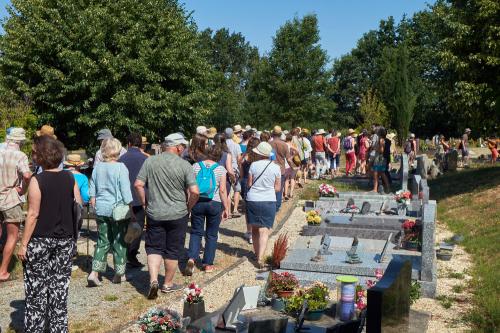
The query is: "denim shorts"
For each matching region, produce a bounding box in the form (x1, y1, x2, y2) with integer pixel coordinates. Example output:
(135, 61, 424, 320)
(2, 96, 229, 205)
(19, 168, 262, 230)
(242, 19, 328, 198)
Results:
(246, 201, 276, 229)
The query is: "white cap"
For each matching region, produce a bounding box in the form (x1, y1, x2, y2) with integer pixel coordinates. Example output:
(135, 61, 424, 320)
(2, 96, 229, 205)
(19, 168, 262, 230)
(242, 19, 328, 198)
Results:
(196, 126, 208, 136)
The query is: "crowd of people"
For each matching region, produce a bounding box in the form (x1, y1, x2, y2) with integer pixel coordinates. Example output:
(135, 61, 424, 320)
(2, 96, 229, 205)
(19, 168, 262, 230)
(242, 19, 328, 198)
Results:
(0, 122, 497, 332)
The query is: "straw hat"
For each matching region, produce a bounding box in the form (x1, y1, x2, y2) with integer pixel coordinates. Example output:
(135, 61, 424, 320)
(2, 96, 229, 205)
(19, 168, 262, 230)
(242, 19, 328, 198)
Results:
(252, 142, 273, 157)
(64, 154, 85, 167)
(272, 125, 282, 135)
(336, 132, 341, 138)
(348, 128, 355, 135)
(142, 136, 149, 145)
(233, 124, 243, 133)
(36, 125, 57, 139)
(387, 133, 397, 140)
(196, 126, 208, 136)
(245, 125, 252, 131)
(6, 127, 26, 141)
(207, 127, 217, 139)
(317, 129, 326, 135)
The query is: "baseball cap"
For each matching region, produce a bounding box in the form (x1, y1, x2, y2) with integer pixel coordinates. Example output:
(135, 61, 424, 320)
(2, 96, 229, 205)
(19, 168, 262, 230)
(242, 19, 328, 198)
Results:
(224, 128, 233, 138)
(97, 128, 113, 140)
(164, 133, 188, 147)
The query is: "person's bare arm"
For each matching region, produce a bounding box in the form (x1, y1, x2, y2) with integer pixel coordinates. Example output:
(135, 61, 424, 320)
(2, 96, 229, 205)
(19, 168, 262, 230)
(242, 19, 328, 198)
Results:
(187, 185, 200, 212)
(134, 179, 147, 208)
(219, 174, 230, 221)
(73, 181, 83, 206)
(16, 171, 32, 195)
(226, 152, 236, 183)
(18, 178, 41, 261)
(274, 174, 281, 192)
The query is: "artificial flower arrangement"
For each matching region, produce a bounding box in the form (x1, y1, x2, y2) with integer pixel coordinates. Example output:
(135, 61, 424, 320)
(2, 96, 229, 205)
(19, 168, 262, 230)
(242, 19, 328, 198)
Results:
(306, 210, 322, 225)
(268, 271, 300, 298)
(394, 190, 412, 206)
(355, 269, 383, 312)
(402, 219, 421, 250)
(183, 283, 204, 304)
(318, 183, 337, 197)
(138, 308, 183, 333)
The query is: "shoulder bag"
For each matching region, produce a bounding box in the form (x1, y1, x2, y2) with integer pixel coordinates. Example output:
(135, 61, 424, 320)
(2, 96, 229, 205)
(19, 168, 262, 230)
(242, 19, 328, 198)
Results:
(112, 164, 131, 222)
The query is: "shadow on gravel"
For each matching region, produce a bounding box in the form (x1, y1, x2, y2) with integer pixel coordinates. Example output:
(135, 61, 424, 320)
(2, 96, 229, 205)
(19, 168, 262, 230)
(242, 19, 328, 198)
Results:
(9, 299, 24, 332)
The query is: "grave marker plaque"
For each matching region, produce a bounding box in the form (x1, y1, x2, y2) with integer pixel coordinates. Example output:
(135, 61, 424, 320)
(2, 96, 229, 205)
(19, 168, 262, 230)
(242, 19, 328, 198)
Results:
(378, 233, 392, 263)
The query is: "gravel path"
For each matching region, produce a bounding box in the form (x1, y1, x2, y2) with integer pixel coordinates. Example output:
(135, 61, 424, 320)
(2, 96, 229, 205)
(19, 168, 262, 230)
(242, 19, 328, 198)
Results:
(0, 197, 299, 333)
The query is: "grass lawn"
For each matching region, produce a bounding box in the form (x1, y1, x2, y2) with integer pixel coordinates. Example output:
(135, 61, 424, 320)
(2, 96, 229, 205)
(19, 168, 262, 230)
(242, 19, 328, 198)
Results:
(429, 165, 499, 333)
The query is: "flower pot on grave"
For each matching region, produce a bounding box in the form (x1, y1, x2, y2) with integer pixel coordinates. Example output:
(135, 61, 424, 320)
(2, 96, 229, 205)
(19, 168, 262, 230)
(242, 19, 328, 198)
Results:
(397, 204, 407, 216)
(436, 250, 453, 261)
(182, 300, 205, 322)
(271, 296, 286, 312)
(403, 240, 420, 251)
(304, 309, 325, 321)
(276, 290, 294, 299)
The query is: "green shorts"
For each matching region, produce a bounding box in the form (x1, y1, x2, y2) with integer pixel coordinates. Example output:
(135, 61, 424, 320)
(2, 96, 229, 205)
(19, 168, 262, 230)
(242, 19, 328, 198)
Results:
(0, 204, 25, 223)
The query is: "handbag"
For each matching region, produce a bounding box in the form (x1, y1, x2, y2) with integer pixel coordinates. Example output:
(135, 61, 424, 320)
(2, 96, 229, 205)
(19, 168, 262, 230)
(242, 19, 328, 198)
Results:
(112, 165, 131, 222)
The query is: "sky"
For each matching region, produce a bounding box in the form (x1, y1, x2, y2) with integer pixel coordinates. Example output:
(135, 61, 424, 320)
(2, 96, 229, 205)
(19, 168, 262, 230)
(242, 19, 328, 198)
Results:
(0, 0, 434, 60)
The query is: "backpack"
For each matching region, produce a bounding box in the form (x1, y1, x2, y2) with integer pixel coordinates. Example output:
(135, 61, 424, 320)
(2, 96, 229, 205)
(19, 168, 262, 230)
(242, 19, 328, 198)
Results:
(342, 137, 353, 151)
(196, 162, 219, 200)
(404, 141, 412, 154)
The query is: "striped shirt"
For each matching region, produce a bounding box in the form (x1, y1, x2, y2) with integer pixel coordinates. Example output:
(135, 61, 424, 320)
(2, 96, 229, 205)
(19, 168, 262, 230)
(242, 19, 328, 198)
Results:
(193, 162, 227, 202)
(0, 145, 30, 210)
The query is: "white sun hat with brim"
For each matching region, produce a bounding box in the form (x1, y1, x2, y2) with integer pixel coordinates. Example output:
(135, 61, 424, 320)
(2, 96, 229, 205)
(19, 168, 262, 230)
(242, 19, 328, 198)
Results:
(6, 127, 26, 141)
(317, 129, 326, 135)
(252, 142, 273, 157)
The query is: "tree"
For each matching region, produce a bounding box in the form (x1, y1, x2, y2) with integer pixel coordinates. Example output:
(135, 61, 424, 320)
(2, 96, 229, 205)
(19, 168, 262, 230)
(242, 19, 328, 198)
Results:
(379, 43, 417, 143)
(359, 88, 389, 129)
(248, 15, 335, 128)
(0, 0, 214, 148)
(198, 28, 259, 129)
(437, 0, 500, 134)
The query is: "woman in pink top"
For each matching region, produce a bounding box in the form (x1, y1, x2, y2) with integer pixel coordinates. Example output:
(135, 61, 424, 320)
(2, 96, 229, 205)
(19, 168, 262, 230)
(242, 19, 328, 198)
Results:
(358, 130, 370, 175)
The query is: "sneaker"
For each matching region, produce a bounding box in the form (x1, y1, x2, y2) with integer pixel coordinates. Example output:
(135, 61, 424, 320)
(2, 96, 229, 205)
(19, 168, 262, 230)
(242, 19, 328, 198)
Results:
(248, 236, 253, 244)
(147, 281, 159, 299)
(243, 232, 251, 240)
(203, 265, 216, 273)
(160, 283, 183, 293)
(127, 257, 145, 268)
(185, 259, 195, 276)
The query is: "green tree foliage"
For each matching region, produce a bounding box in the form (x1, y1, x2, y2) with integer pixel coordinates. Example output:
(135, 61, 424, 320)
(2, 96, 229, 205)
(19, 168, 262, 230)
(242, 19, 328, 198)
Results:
(0, 0, 214, 148)
(358, 88, 389, 129)
(379, 43, 417, 143)
(198, 28, 259, 129)
(248, 15, 335, 128)
(437, 0, 500, 134)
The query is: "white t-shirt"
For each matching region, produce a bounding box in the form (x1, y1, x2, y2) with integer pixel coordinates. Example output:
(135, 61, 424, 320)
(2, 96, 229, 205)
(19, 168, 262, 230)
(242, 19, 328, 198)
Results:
(246, 160, 281, 202)
(226, 139, 242, 172)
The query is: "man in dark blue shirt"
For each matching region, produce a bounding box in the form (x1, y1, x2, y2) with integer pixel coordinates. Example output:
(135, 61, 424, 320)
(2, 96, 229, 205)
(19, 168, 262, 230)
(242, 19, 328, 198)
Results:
(119, 133, 148, 267)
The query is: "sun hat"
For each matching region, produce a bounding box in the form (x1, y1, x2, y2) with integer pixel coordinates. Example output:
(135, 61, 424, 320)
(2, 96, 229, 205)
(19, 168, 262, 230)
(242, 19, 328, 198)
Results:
(465, 128, 471, 133)
(302, 128, 310, 135)
(317, 129, 326, 135)
(97, 128, 113, 141)
(64, 154, 85, 167)
(348, 128, 355, 135)
(251, 128, 257, 132)
(387, 133, 397, 140)
(196, 126, 208, 136)
(252, 142, 273, 157)
(224, 128, 233, 138)
(336, 132, 342, 137)
(6, 127, 26, 141)
(272, 125, 282, 135)
(410, 133, 416, 139)
(164, 133, 188, 147)
(142, 136, 149, 145)
(36, 125, 57, 139)
(233, 124, 243, 133)
(207, 127, 217, 139)
(245, 125, 252, 131)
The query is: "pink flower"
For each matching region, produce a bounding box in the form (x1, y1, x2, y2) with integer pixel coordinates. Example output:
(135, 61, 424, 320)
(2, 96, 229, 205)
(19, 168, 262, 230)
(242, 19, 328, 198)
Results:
(375, 269, 383, 280)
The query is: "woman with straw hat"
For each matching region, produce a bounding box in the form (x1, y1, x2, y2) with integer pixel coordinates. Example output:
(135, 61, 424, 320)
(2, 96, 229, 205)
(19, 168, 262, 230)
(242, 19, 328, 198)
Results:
(245, 142, 281, 268)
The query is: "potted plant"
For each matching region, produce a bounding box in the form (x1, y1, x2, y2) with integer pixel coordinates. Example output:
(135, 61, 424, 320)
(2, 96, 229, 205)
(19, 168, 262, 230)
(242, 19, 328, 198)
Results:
(182, 283, 205, 321)
(138, 308, 183, 333)
(303, 282, 330, 321)
(271, 233, 289, 269)
(306, 210, 322, 225)
(395, 190, 412, 215)
(268, 272, 299, 299)
(402, 219, 421, 251)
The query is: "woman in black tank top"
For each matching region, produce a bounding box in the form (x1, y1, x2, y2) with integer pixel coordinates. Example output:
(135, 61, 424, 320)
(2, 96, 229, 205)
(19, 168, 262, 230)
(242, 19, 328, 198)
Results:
(17, 136, 82, 333)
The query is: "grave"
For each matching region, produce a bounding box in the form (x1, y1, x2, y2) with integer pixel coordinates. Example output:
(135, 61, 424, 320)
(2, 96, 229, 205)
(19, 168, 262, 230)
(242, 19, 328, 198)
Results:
(400, 154, 409, 191)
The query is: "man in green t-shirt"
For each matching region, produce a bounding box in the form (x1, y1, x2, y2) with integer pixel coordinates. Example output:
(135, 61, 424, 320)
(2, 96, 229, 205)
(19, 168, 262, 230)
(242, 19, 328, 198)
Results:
(135, 133, 199, 299)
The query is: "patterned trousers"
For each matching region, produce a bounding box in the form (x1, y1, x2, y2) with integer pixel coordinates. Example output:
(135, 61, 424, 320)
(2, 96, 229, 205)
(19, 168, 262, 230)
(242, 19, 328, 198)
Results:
(24, 237, 75, 333)
(92, 216, 127, 275)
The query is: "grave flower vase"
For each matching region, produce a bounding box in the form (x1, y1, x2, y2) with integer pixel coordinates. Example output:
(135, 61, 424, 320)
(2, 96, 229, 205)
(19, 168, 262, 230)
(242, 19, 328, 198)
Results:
(404, 240, 419, 251)
(183, 301, 205, 322)
(397, 204, 407, 216)
(276, 290, 294, 299)
(304, 309, 325, 321)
